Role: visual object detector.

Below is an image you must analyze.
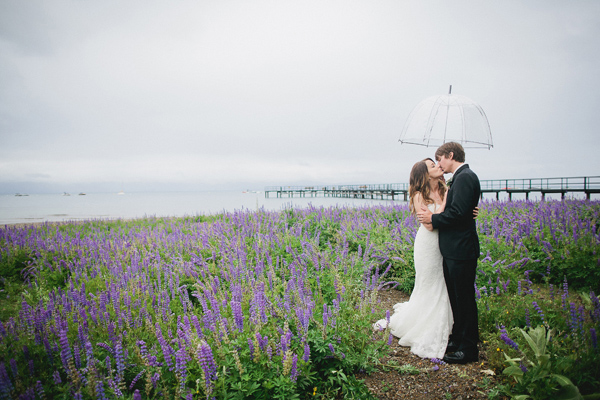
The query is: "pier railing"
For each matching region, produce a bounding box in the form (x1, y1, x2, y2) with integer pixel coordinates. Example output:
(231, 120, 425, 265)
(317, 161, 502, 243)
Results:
(264, 183, 409, 200)
(264, 183, 408, 192)
(265, 176, 600, 201)
(479, 176, 600, 200)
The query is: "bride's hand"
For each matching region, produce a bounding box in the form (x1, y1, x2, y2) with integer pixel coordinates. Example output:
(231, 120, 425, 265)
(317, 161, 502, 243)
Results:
(473, 206, 480, 219)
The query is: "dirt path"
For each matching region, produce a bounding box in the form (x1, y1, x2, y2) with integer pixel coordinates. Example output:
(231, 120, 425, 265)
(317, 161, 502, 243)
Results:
(360, 290, 503, 400)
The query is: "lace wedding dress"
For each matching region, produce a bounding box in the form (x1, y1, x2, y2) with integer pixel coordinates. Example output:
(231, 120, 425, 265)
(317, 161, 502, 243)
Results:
(375, 203, 453, 359)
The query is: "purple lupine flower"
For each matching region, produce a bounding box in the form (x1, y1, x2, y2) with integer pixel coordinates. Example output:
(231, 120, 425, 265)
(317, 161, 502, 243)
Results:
(107, 375, 123, 397)
(591, 291, 600, 323)
(387, 334, 393, 346)
(578, 305, 586, 333)
(256, 333, 268, 352)
(303, 342, 310, 362)
(284, 329, 293, 353)
(129, 369, 145, 390)
(295, 307, 310, 333)
(500, 333, 519, 350)
(569, 303, 578, 334)
(248, 338, 255, 361)
(231, 300, 244, 332)
(525, 308, 531, 328)
(35, 381, 45, 399)
(115, 341, 125, 383)
(133, 389, 142, 400)
(58, 328, 73, 373)
(532, 301, 545, 322)
(175, 346, 189, 391)
(155, 323, 174, 370)
(42, 336, 54, 365)
(191, 315, 204, 339)
(328, 343, 335, 354)
(0, 362, 14, 396)
(520, 362, 528, 373)
(252, 282, 268, 323)
(151, 372, 161, 388)
(52, 370, 62, 384)
(562, 278, 569, 307)
(197, 341, 217, 393)
(96, 342, 113, 355)
(290, 353, 299, 382)
(481, 251, 492, 263)
(137, 340, 148, 359)
(9, 359, 17, 378)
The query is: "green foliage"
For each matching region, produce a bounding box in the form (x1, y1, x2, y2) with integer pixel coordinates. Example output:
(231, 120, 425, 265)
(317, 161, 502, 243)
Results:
(0, 247, 33, 285)
(499, 326, 583, 400)
(1, 200, 600, 398)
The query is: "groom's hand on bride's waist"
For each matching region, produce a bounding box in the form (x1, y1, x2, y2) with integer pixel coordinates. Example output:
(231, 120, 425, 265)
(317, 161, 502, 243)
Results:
(417, 205, 433, 224)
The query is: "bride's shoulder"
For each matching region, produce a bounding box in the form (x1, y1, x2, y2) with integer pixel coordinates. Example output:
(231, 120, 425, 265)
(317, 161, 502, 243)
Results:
(412, 191, 427, 208)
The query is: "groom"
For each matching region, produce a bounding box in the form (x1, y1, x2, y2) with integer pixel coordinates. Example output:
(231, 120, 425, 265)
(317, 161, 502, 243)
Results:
(417, 142, 481, 364)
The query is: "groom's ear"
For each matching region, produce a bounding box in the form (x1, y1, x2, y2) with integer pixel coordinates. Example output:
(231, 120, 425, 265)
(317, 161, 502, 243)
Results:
(448, 152, 454, 161)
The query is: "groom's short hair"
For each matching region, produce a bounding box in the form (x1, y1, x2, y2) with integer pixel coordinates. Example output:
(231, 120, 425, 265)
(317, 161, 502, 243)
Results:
(435, 142, 465, 163)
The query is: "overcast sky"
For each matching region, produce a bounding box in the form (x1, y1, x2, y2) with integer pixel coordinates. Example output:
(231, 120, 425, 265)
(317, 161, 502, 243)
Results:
(1, 0, 599, 193)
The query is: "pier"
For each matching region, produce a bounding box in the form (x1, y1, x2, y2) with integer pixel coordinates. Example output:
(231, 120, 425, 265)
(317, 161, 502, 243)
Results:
(264, 183, 409, 200)
(480, 176, 600, 200)
(265, 176, 600, 201)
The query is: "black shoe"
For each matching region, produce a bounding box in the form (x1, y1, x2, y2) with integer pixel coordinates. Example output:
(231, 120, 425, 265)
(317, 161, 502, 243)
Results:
(446, 341, 459, 353)
(442, 351, 478, 365)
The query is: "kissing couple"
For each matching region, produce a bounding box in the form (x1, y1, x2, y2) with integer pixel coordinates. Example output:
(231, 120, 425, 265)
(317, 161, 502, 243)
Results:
(375, 141, 481, 364)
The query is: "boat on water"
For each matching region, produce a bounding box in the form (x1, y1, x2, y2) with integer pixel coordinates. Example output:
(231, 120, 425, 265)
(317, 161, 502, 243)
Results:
(63, 192, 70, 196)
(15, 193, 29, 197)
(79, 193, 86, 196)
(117, 190, 125, 195)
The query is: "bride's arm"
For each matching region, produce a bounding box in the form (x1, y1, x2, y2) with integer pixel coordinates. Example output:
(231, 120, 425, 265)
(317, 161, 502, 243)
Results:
(413, 192, 425, 213)
(414, 193, 435, 231)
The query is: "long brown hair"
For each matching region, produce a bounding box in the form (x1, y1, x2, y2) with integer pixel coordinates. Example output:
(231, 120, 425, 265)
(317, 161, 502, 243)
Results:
(408, 158, 446, 214)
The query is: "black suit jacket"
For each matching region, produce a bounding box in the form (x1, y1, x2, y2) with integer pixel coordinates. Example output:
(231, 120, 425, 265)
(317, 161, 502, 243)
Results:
(431, 164, 480, 260)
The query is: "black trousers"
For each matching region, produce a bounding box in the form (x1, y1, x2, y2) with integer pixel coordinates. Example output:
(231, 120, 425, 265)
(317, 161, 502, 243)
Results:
(443, 257, 479, 355)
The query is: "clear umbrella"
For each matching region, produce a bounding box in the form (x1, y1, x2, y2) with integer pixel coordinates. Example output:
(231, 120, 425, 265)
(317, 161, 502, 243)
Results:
(399, 86, 493, 149)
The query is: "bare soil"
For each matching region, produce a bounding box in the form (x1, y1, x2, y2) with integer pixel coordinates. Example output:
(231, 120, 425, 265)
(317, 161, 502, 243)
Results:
(359, 289, 504, 400)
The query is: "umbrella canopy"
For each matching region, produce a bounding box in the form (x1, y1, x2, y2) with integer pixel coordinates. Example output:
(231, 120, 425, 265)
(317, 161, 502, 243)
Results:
(399, 87, 493, 149)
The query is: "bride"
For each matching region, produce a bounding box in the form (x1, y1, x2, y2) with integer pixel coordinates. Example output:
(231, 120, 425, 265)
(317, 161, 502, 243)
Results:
(375, 158, 459, 359)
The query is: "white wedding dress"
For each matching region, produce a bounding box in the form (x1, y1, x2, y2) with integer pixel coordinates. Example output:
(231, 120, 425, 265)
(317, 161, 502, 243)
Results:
(375, 203, 453, 359)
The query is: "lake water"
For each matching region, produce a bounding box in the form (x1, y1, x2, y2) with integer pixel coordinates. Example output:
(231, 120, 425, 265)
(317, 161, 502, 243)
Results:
(0, 191, 401, 225)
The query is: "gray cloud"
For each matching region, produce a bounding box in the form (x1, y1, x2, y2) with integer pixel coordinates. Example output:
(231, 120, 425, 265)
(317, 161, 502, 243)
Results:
(1, 0, 599, 193)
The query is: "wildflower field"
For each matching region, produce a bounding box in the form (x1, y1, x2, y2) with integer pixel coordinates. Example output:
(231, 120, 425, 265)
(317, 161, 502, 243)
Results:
(0, 199, 599, 399)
